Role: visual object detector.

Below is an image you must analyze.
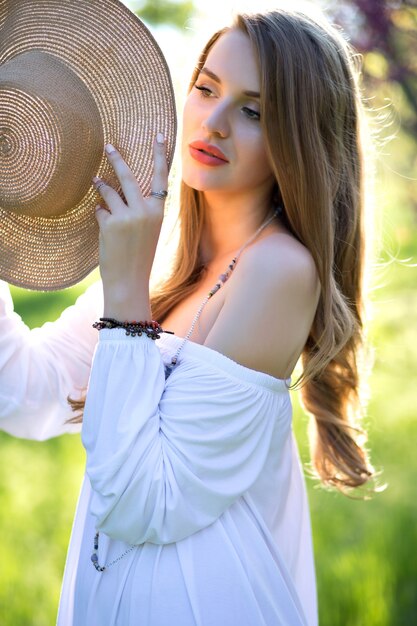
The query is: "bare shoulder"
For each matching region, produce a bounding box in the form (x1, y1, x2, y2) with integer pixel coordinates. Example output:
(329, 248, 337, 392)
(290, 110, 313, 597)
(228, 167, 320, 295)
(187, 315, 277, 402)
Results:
(240, 231, 320, 292)
(204, 232, 321, 380)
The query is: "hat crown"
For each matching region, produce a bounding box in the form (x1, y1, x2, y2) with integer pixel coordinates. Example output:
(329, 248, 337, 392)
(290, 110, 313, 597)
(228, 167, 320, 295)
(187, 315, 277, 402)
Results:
(0, 50, 103, 218)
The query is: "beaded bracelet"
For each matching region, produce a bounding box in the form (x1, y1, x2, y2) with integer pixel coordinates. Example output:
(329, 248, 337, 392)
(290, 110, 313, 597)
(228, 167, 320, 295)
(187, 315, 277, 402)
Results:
(92, 318, 174, 340)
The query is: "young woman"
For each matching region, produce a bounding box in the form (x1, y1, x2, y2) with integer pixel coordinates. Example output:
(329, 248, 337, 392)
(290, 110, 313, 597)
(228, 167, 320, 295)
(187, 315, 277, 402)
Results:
(0, 9, 375, 626)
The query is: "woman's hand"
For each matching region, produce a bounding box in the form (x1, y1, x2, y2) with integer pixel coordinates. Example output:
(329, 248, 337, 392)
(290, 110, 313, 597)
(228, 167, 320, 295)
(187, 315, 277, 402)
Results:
(92, 134, 168, 319)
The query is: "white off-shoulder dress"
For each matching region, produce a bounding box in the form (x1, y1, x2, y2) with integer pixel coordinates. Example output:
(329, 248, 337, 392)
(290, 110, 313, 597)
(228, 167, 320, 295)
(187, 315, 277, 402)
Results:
(0, 281, 317, 626)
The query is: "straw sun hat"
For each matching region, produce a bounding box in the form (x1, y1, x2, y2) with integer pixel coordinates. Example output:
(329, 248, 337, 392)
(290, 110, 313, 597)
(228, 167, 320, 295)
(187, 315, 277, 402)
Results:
(0, 0, 177, 291)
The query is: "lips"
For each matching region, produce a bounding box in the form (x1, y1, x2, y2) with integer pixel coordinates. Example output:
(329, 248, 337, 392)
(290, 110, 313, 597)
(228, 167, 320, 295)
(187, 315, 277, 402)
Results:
(188, 140, 229, 166)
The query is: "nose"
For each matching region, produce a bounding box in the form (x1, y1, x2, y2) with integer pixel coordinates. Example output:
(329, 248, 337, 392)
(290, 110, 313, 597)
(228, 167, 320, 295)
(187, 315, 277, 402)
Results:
(201, 101, 230, 138)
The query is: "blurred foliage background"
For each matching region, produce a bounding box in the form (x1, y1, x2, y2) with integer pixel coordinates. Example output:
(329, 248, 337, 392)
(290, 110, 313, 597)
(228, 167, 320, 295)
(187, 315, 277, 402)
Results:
(1, 1, 416, 624)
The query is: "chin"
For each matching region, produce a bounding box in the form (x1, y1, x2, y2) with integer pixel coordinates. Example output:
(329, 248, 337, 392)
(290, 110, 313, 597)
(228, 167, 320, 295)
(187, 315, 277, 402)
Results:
(183, 180, 231, 194)
(181, 155, 227, 190)
(181, 171, 223, 193)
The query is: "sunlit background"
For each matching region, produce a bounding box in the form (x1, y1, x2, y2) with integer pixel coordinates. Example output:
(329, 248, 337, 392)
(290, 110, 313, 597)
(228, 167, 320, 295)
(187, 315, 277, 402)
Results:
(1, 1, 416, 624)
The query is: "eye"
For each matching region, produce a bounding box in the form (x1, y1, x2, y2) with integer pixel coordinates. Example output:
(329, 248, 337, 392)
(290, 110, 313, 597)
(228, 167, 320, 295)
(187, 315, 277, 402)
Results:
(194, 84, 213, 97)
(242, 106, 260, 121)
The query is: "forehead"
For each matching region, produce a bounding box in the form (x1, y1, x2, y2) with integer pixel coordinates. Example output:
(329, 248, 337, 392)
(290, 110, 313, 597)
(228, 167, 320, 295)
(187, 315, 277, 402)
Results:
(204, 29, 260, 90)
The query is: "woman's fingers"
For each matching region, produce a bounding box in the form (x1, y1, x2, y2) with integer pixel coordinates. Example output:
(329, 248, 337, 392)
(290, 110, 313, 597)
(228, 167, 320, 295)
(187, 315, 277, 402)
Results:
(105, 144, 144, 209)
(92, 135, 168, 221)
(92, 176, 126, 216)
(94, 203, 111, 229)
(92, 137, 168, 289)
(150, 133, 169, 204)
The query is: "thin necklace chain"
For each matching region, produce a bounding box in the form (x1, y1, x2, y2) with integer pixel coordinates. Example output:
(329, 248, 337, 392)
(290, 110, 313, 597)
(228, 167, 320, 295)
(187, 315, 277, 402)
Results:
(91, 205, 282, 572)
(164, 206, 281, 379)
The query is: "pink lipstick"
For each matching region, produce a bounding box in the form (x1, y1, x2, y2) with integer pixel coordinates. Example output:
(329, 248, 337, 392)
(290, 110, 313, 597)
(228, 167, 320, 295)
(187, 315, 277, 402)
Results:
(188, 141, 229, 166)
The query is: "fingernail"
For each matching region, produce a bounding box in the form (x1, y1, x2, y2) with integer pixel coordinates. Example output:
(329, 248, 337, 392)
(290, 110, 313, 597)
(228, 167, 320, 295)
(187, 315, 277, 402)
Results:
(156, 132, 165, 145)
(92, 176, 101, 184)
(105, 143, 116, 154)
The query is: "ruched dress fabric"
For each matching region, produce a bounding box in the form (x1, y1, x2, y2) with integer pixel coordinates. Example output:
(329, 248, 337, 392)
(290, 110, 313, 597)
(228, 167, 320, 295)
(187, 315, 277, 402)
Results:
(0, 281, 317, 626)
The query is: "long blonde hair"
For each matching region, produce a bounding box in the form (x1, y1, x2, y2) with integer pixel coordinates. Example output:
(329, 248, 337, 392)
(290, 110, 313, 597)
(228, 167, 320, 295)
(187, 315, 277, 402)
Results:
(70, 10, 375, 493)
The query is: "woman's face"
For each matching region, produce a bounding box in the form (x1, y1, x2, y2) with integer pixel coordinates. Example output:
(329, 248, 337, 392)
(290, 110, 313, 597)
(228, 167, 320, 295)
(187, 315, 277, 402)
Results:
(181, 29, 274, 197)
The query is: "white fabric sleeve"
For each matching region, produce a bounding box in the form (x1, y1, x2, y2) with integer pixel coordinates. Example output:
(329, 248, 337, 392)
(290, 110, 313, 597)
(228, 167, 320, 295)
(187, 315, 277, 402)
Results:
(82, 329, 290, 545)
(0, 280, 102, 440)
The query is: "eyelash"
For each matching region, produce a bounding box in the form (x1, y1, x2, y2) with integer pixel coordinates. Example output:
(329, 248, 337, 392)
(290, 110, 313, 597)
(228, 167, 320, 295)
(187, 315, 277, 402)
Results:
(194, 85, 261, 121)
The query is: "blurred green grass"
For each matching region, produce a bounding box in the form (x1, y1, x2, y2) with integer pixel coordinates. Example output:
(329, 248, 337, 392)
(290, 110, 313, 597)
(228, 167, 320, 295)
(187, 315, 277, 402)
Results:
(1, 181, 416, 625)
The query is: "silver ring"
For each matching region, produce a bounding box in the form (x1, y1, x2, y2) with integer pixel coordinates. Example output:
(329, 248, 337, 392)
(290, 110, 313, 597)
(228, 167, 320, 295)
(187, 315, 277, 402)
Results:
(95, 181, 107, 192)
(150, 189, 168, 200)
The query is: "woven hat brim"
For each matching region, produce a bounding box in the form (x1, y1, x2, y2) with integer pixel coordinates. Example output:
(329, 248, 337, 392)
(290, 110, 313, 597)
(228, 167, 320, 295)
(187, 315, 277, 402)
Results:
(0, 0, 177, 291)
(0, 204, 99, 291)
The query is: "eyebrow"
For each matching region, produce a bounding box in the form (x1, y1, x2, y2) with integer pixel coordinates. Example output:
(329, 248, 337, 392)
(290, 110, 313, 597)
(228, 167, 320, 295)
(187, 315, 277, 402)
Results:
(199, 66, 260, 98)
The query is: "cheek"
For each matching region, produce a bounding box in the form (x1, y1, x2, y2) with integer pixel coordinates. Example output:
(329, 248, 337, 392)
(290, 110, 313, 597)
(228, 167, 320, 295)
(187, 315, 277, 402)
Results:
(181, 98, 202, 186)
(238, 128, 272, 177)
(182, 91, 203, 131)
(181, 95, 200, 155)
(181, 100, 191, 149)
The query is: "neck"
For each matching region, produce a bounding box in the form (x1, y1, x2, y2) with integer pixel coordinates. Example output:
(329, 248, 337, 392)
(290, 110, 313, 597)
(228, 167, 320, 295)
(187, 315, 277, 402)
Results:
(199, 189, 275, 265)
